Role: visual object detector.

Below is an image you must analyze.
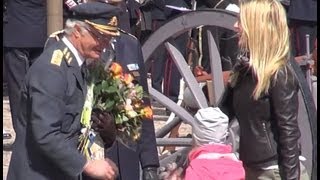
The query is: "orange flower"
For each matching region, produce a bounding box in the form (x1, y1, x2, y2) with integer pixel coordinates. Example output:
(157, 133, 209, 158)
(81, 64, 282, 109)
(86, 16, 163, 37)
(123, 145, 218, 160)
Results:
(110, 62, 123, 76)
(141, 106, 153, 119)
(123, 73, 134, 85)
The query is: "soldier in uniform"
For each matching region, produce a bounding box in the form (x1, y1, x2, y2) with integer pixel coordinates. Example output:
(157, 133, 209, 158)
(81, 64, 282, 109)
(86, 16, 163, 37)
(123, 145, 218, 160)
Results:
(146, 0, 190, 104)
(107, 29, 160, 180)
(7, 3, 121, 180)
(3, 0, 12, 140)
(3, 0, 46, 135)
(48, 1, 160, 180)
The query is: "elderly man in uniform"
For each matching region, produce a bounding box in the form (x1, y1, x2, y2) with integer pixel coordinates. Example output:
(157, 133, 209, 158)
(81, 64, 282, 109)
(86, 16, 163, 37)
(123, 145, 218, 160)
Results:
(47, 1, 160, 180)
(7, 3, 122, 180)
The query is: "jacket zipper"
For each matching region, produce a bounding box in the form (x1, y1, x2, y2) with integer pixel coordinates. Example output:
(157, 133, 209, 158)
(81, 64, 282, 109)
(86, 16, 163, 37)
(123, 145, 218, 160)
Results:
(262, 122, 273, 152)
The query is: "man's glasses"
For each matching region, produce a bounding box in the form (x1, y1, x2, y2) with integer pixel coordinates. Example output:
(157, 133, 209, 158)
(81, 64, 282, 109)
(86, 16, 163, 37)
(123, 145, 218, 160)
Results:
(85, 27, 113, 45)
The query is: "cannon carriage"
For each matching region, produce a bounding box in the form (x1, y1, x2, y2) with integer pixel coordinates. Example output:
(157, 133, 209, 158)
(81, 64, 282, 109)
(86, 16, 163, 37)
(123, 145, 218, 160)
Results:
(141, 9, 317, 179)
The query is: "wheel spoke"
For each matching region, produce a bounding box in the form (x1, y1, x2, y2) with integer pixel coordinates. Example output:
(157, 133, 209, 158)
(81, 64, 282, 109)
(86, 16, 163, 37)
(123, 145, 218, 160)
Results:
(207, 30, 225, 106)
(165, 42, 208, 109)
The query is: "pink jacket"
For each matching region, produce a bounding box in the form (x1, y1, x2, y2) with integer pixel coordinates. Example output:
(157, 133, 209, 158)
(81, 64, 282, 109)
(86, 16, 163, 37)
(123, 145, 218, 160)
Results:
(185, 144, 245, 180)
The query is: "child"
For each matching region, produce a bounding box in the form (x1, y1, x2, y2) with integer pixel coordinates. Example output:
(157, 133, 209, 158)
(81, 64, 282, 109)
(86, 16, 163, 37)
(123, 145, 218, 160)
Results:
(159, 107, 245, 180)
(185, 107, 245, 180)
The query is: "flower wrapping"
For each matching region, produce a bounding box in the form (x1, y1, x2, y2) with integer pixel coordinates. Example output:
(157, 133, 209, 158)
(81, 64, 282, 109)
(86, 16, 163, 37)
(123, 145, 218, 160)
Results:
(78, 60, 153, 160)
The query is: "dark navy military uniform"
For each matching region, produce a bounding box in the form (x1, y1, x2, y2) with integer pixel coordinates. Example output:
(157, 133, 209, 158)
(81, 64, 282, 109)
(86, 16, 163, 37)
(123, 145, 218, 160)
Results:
(147, 0, 190, 103)
(196, 1, 239, 72)
(117, 0, 132, 33)
(126, 0, 142, 34)
(45, 1, 159, 178)
(44, 29, 159, 180)
(106, 31, 160, 180)
(7, 40, 87, 180)
(3, 0, 47, 133)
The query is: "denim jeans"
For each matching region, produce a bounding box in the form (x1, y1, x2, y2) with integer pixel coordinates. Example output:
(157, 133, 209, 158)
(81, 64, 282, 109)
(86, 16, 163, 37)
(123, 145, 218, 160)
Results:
(244, 162, 309, 180)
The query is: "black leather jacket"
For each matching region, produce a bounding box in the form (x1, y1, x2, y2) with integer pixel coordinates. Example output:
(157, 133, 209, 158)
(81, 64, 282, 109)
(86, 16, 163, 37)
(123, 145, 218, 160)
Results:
(220, 61, 301, 180)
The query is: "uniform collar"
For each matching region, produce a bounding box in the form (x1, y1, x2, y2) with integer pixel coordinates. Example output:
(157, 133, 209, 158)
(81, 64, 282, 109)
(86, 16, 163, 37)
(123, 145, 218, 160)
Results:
(61, 36, 85, 67)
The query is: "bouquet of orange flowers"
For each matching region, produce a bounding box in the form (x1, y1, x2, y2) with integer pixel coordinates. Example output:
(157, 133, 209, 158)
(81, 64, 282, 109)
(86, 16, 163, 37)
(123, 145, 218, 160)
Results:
(78, 60, 153, 160)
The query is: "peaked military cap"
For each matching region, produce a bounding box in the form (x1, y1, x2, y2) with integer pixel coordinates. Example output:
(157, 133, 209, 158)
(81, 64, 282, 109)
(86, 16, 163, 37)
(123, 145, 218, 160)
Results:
(70, 1, 121, 36)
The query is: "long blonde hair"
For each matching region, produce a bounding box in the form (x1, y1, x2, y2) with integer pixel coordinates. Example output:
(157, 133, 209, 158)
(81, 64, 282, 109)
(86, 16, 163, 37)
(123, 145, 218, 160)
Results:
(238, 0, 290, 100)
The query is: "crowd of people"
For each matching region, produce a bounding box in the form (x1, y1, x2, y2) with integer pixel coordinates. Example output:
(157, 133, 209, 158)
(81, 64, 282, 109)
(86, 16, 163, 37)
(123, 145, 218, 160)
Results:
(3, 0, 317, 180)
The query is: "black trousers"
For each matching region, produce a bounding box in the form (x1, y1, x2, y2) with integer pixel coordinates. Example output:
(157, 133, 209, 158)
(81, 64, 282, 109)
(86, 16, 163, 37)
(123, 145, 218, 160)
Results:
(4, 47, 43, 132)
(200, 26, 239, 73)
(150, 20, 189, 103)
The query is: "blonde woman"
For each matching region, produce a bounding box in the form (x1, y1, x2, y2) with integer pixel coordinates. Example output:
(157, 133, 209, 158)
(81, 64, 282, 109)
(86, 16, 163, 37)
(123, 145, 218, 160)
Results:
(219, 0, 309, 179)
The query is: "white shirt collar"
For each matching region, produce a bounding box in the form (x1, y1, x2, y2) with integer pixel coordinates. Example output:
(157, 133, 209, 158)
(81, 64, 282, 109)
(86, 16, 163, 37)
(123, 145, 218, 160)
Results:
(61, 36, 85, 67)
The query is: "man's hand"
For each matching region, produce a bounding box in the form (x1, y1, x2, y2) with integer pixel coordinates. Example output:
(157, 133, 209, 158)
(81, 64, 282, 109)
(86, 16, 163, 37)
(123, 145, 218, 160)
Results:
(158, 163, 183, 180)
(83, 159, 118, 180)
(143, 166, 159, 180)
(91, 109, 116, 148)
(193, 65, 208, 77)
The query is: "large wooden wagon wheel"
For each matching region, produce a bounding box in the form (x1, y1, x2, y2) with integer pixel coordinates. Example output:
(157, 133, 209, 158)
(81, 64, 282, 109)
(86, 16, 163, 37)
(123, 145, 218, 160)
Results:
(141, 9, 317, 180)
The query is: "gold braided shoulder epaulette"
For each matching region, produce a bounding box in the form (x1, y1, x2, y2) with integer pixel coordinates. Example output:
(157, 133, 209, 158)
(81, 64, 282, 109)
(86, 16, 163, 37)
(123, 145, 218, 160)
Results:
(48, 30, 65, 38)
(44, 30, 65, 48)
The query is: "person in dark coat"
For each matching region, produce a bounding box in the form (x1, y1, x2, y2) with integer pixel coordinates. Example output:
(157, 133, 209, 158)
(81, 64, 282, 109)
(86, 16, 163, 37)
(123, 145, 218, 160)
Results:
(126, 0, 143, 35)
(7, 3, 122, 180)
(147, 0, 190, 104)
(116, 0, 132, 33)
(3, 0, 47, 134)
(106, 29, 160, 180)
(3, 0, 12, 140)
(194, 0, 240, 74)
(141, 0, 191, 154)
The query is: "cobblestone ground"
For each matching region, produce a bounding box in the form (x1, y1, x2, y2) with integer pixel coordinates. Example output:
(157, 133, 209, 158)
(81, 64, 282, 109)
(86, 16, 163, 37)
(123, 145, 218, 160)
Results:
(3, 96, 15, 180)
(2, 96, 191, 179)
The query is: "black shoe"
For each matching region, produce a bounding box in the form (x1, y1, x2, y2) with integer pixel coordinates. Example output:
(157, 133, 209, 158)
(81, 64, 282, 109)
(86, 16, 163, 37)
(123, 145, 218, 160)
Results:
(3, 132, 12, 139)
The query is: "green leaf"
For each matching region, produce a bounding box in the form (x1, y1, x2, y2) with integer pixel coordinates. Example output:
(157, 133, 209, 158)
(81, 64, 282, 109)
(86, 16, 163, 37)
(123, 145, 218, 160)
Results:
(96, 103, 105, 110)
(125, 129, 130, 137)
(101, 80, 109, 90)
(115, 114, 122, 124)
(93, 84, 102, 95)
(105, 86, 118, 93)
(104, 100, 115, 110)
(135, 85, 143, 93)
(122, 115, 129, 122)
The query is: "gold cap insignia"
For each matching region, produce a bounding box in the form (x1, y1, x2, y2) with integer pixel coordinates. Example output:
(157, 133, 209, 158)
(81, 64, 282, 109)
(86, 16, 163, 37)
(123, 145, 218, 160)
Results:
(108, 16, 118, 27)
